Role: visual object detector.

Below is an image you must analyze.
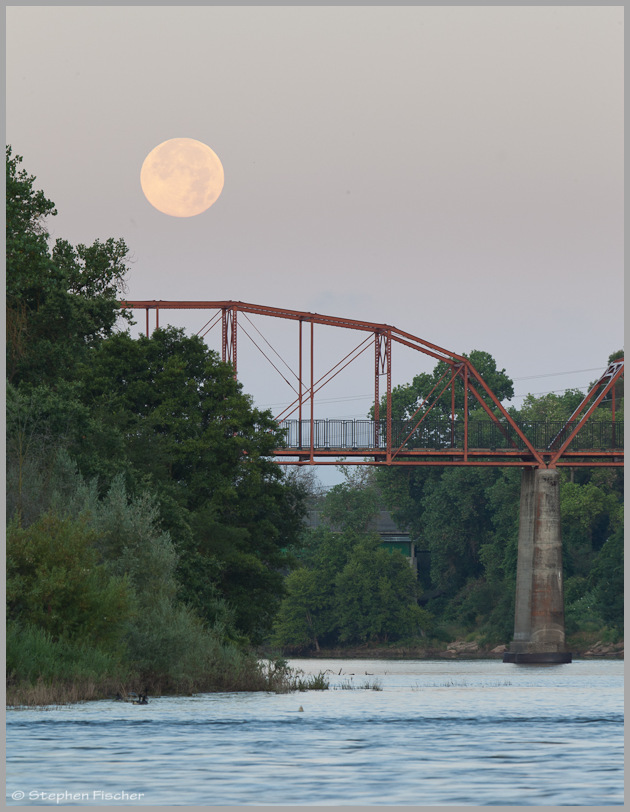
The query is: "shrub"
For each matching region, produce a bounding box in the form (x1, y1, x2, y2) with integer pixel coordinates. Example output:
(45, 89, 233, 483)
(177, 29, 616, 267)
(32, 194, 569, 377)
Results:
(7, 513, 133, 649)
(6, 621, 128, 687)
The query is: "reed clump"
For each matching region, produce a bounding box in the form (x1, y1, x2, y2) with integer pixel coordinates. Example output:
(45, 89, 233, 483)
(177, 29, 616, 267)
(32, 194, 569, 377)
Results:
(292, 670, 330, 691)
(335, 677, 383, 691)
(6, 677, 126, 708)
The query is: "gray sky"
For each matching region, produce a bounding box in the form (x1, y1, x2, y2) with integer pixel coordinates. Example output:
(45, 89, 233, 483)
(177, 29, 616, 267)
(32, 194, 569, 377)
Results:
(6, 6, 624, 483)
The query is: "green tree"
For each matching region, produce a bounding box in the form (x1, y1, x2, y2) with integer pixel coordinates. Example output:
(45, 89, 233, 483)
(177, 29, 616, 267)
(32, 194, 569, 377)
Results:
(272, 479, 431, 651)
(418, 467, 497, 594)
(320, 468, 380, 533)
(271, 567, 331, 651)
(5, 381, 127, 525)
(6, 513, 133, 649)
(87, 478, 241, 688)
(588, 514, 623, 633)
(514, 389, 586, 423)
(560, 481, 619, 578)
(274, 525, 356, 651)
(374, 349, 514, 422)
(6, 146, 132, 386)
(334, 536, 428, 643)
(77, 327, 306, 642)
(5, 149, 311, 693)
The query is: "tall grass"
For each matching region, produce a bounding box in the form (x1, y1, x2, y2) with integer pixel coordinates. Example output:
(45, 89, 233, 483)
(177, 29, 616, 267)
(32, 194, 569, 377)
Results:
(6, 623, 128, 686)
(6, 622, 330, 706)
(290, 669, 330, 691)
(335, 677, 383, 691)
(6, 622, 130, 707)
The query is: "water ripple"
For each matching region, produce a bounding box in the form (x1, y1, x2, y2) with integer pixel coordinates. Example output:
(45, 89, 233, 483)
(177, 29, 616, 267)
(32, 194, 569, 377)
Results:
(6, 659, 623, 806)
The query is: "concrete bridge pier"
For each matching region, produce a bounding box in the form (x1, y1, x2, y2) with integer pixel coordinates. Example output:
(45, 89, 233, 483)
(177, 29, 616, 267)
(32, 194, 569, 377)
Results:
(503, 468, 572, 664)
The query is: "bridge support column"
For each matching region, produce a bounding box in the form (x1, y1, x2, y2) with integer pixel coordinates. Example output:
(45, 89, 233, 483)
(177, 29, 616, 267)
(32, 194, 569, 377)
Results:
(503, 468, 572, 664)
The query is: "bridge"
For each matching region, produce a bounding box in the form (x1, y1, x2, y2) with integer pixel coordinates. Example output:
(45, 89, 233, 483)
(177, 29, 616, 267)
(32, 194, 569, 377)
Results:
(122, 299, 623, 469)
(121, 299, 624, 663)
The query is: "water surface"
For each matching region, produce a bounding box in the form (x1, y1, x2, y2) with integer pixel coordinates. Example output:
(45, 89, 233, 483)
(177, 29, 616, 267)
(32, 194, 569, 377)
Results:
(6, 658, 623, 806)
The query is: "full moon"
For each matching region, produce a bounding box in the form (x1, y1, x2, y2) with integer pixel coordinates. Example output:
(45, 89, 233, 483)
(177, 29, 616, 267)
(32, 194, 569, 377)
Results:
(140, 138, 224, 217)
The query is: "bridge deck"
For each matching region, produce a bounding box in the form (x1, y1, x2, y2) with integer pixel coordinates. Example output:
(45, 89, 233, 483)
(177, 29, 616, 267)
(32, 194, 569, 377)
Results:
(274, 419, 623, 466)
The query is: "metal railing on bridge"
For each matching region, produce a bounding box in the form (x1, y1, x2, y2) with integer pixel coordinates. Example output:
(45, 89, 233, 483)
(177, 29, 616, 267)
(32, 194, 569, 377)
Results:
(278, 418, 623, 454)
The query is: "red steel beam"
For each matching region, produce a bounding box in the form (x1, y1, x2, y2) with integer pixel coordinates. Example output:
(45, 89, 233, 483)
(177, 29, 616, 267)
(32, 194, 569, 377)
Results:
(390, 366, 456, 461)
(120, 300, 622, 469)
(374, 333, 381, 449)
(547, 359, 624, 467)
(298, 320, 303, 449)
(386, 330, 392, 464)
(275, 453, 623, 467)
(120, 300, 464, 362)
(310, 321, 314, 464)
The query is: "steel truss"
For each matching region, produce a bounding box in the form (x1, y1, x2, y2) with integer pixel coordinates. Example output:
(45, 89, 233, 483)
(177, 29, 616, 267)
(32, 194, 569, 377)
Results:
(121, 300, 623, 469)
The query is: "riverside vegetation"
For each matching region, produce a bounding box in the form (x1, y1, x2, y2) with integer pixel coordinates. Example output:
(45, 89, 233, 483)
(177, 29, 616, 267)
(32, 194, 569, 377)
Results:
(6, 148, 623, 705)
(6, 147, 311, 704)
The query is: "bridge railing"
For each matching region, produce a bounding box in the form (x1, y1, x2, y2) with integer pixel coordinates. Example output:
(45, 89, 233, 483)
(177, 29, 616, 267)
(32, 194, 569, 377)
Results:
(278, 419, 624, 452)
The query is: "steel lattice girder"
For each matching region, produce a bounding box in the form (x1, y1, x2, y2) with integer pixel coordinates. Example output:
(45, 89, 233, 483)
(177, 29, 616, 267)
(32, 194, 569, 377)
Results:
(120, 300, 623, 469)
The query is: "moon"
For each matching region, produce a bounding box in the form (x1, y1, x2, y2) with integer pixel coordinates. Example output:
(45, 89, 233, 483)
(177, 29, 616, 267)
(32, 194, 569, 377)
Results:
(140, 138, 224, 217)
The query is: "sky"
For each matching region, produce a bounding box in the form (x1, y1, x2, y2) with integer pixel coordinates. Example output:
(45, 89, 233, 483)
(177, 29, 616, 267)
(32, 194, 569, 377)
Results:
(5, 5, 624, 485)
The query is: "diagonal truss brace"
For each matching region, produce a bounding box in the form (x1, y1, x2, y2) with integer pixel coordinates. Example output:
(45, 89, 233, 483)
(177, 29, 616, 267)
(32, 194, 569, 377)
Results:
(547, 359, 624, 467)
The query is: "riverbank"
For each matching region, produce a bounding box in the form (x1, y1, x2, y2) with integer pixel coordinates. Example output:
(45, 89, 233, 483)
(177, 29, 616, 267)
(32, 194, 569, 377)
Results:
(9, 637, 622, 707)
(289, 638, 624, 660)
(5, 659, 330, 708)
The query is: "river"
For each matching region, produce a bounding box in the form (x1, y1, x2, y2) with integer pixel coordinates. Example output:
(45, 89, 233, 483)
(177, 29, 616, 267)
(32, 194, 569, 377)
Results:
(6, 658, 623, 806)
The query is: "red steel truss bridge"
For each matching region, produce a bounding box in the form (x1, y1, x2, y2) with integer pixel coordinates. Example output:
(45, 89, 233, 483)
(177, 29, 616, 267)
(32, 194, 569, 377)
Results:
(121, 300, 624, 470)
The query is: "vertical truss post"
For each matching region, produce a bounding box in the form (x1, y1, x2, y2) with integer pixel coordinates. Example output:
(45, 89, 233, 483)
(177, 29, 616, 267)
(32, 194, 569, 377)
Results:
(386, 330, 392, 463)
(611, 375, 618, 449)
(221, 308, 227, 363)
(451, 368, 456, 447)
(145, 308, 150, 337)
(374, 332, 381, 449)
(463, 364, 469, 462)
(375, 332, 390, 455)
(221, 306, 238, 377)
(299, 320, 303, 449)
(310, 321, 314, 463)
(156, 307, 160, 331)
(231, 308, 237, 379)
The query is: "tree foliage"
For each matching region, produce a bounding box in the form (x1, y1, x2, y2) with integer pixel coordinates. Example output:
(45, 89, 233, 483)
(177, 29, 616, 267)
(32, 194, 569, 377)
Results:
(375, 349, 514, 422)
(5, 149, 309, 695)
(6, 514, 133, 650)
(334, 537, 427, 643)
(588, 513, 623, 632)
(75, 327, 307, 642)
(272, 481, 431, 651)
(373, 351, 624, 642)
(6, 146, 132, 386)
(320, 468, 381, 533)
